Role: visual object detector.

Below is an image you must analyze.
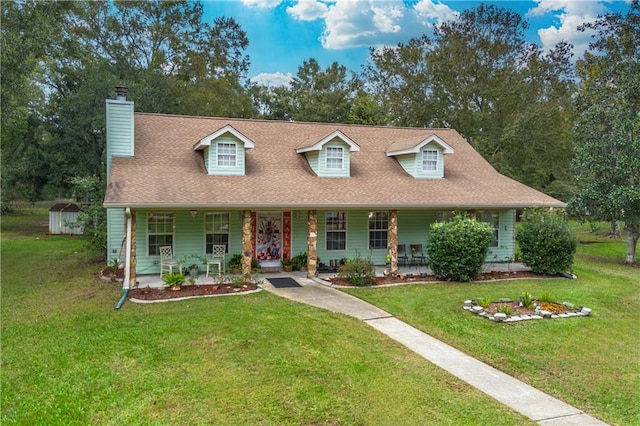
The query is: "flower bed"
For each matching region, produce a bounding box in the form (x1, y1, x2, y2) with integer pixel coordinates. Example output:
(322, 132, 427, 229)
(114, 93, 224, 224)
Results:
(464, 298, 592, 323)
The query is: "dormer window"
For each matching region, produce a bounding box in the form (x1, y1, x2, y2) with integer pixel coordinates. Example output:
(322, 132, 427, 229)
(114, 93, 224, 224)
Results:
(194, 125, 255, 176)
(386, 134, 454, 179)
(296, 130, 360, 178)
(217, 142, 237, 167)
(422, 149, 438, 172)
(326, 146, 344, 169)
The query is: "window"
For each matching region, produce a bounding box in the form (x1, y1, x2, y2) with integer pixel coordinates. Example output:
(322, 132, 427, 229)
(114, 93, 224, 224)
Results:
(217, 142, 237, 167)
(368, 211, 388, 250)
(148, 212, 174, 255)
(205, 213, 229, 254)
(436, 210, 455, 222)
(326, 146, 344, 169)
(479, 211, 499, 247)
(326, 212, 346, 250)
(422, 149, 438, 172)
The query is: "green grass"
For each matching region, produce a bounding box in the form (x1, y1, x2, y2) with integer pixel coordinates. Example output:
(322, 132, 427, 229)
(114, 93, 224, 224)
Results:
(342, 225, 640, 425)
(2, 209, 534, 425)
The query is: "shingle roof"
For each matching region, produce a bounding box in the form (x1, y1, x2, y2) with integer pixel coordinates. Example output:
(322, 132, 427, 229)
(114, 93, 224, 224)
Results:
(104, 113, 565, 209)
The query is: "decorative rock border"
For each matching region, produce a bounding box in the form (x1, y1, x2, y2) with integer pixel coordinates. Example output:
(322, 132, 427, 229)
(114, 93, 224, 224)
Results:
(463, 299, 592, 323)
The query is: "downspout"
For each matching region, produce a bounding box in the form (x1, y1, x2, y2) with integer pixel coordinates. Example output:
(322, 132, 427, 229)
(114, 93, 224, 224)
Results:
(115, 208, 133, 310)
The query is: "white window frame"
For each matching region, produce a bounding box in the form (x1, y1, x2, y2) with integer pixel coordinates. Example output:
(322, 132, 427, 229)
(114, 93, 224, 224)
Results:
(325, 146, 344, 170)
(368, 211, 388, 250)
(217, 142, 237, 167)
(478, 211, 500, 247)
(422, 149, 438, 172)
(326, 212, 347, 251)
(205, 212, 230, 254)
(147, 212, 174, 256)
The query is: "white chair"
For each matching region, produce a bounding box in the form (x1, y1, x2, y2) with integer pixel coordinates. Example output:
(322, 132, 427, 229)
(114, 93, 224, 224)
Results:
(159, 246, 179, 277)
(206, 245, 226, 277)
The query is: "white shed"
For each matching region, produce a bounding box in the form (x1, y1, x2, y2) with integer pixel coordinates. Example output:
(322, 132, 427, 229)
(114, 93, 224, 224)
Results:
(49, 203, 83, 235)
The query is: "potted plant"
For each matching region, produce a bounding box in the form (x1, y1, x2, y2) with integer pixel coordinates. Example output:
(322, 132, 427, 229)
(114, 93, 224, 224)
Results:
(162, 272, 185, 291)
(281, 257, 293, 272)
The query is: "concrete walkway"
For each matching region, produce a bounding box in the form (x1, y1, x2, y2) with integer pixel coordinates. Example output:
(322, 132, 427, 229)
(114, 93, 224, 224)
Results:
(263, 276, 608, 426)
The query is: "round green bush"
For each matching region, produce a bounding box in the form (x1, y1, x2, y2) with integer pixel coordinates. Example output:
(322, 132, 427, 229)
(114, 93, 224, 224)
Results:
(426, 214, 494, 282)
(517, 208, 577, 275)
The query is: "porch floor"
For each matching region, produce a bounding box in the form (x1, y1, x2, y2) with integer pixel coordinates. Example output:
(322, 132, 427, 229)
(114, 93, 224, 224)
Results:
(131, 262, 531, 289)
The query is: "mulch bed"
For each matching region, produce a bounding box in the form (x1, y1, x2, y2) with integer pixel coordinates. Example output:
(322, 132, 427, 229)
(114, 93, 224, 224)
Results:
(128, 283, 259, 301)
(327, 270, 546, 286)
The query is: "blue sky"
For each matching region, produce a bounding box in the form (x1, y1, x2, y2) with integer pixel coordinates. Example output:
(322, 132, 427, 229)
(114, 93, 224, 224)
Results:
(203, 0, 632, 86)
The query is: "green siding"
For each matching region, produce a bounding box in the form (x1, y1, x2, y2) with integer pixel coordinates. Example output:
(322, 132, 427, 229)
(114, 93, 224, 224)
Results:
(305, 151, 320, 173)
(105, 99, 133, 262)
(415, 143, 444, 179)
(206, 135, 246, 176)
(318, 140, 351, 177)
(106, 208, 126, 261)
(134, 210, 244, 275)
(302, 139, 352, 177)
(130, 208, 517, 274)
(395, 143, 445, 179)
(105, 100, 134, 177)
(485, 210, 516, 262)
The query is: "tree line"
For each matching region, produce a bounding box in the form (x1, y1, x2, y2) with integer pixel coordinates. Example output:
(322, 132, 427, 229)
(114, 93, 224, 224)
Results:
(1, 1, 638, 262)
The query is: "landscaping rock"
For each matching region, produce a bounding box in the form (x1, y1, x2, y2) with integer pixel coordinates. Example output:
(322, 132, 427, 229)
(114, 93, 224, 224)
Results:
(494, 313, 507, 321)
(540, 310, 552, 318)
(581, 307, 592, 316)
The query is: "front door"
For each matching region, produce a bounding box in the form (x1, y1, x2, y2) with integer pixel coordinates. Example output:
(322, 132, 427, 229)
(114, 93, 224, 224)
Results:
(256, 212, 282, 262)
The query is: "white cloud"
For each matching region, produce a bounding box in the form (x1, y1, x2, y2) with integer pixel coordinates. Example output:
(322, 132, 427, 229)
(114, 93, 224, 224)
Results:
(526, 0, 608, 56)
(312, 0, 456, 50)
(242, 0, 282, 9)
(413, 0, 458, 26)
(250, 72, 293, 87)
(287, 0, 328, 21)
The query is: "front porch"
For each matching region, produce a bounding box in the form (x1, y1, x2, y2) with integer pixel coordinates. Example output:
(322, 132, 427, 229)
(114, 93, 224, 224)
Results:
(131, 262, 531, 289)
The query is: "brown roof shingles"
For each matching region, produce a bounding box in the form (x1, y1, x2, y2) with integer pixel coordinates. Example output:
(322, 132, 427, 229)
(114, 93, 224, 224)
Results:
(104, 113, 565, 209)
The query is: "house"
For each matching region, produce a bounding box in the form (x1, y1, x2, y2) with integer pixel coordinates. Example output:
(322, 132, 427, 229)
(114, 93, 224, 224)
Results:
(49, 202, 83, 235)
(103, 87, 564, 286)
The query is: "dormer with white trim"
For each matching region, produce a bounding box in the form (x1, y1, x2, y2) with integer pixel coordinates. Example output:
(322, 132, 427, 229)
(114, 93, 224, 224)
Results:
(194, 125, 255, 175)
(296, 130, 360, 177)
(386, 134, 454, 179)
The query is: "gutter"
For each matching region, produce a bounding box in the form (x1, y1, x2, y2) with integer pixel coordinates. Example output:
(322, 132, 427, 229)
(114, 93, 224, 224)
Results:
(115, 208, 133, 310)
(103, 202, 567, 210)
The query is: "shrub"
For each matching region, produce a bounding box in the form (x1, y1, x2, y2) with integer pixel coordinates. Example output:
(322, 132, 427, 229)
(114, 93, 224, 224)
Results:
(291, 252, 308, 270)
(476, 296, 491, 308)
(426, 214, 494, 282)
(538, 292, 555, 303)
(517, 208, 577, 275)
(497, 305, 512, 316)
(337, 254, 375, 286)
(520, 291, 534, 309)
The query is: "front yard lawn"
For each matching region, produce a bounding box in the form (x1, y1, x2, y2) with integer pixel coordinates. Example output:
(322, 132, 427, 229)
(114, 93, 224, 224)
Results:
(1, 209, 533, 425)
(342, 228, 639, 425)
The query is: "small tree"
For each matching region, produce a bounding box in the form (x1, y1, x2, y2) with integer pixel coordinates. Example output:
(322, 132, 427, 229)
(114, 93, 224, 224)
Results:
(69, 175, 107, 257)
(336, 253, 376, 286)
(517, 208, 577, 275)
(426, 214, 494, 282)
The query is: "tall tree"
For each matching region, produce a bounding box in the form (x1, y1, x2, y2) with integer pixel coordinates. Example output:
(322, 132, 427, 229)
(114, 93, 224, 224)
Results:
(1, 0, 253, 202)
(568, 1, 640, 264)
(364, 36, 434, 127)
(363, 4, 577, 199)
(251, 58, 362, 123)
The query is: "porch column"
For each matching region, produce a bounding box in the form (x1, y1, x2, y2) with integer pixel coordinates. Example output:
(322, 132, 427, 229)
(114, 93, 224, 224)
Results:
(242, 210, 253, 279)
(130, 210, 137, 286)
(388, 210, 398, 274)
(307, 210, 317, 278)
